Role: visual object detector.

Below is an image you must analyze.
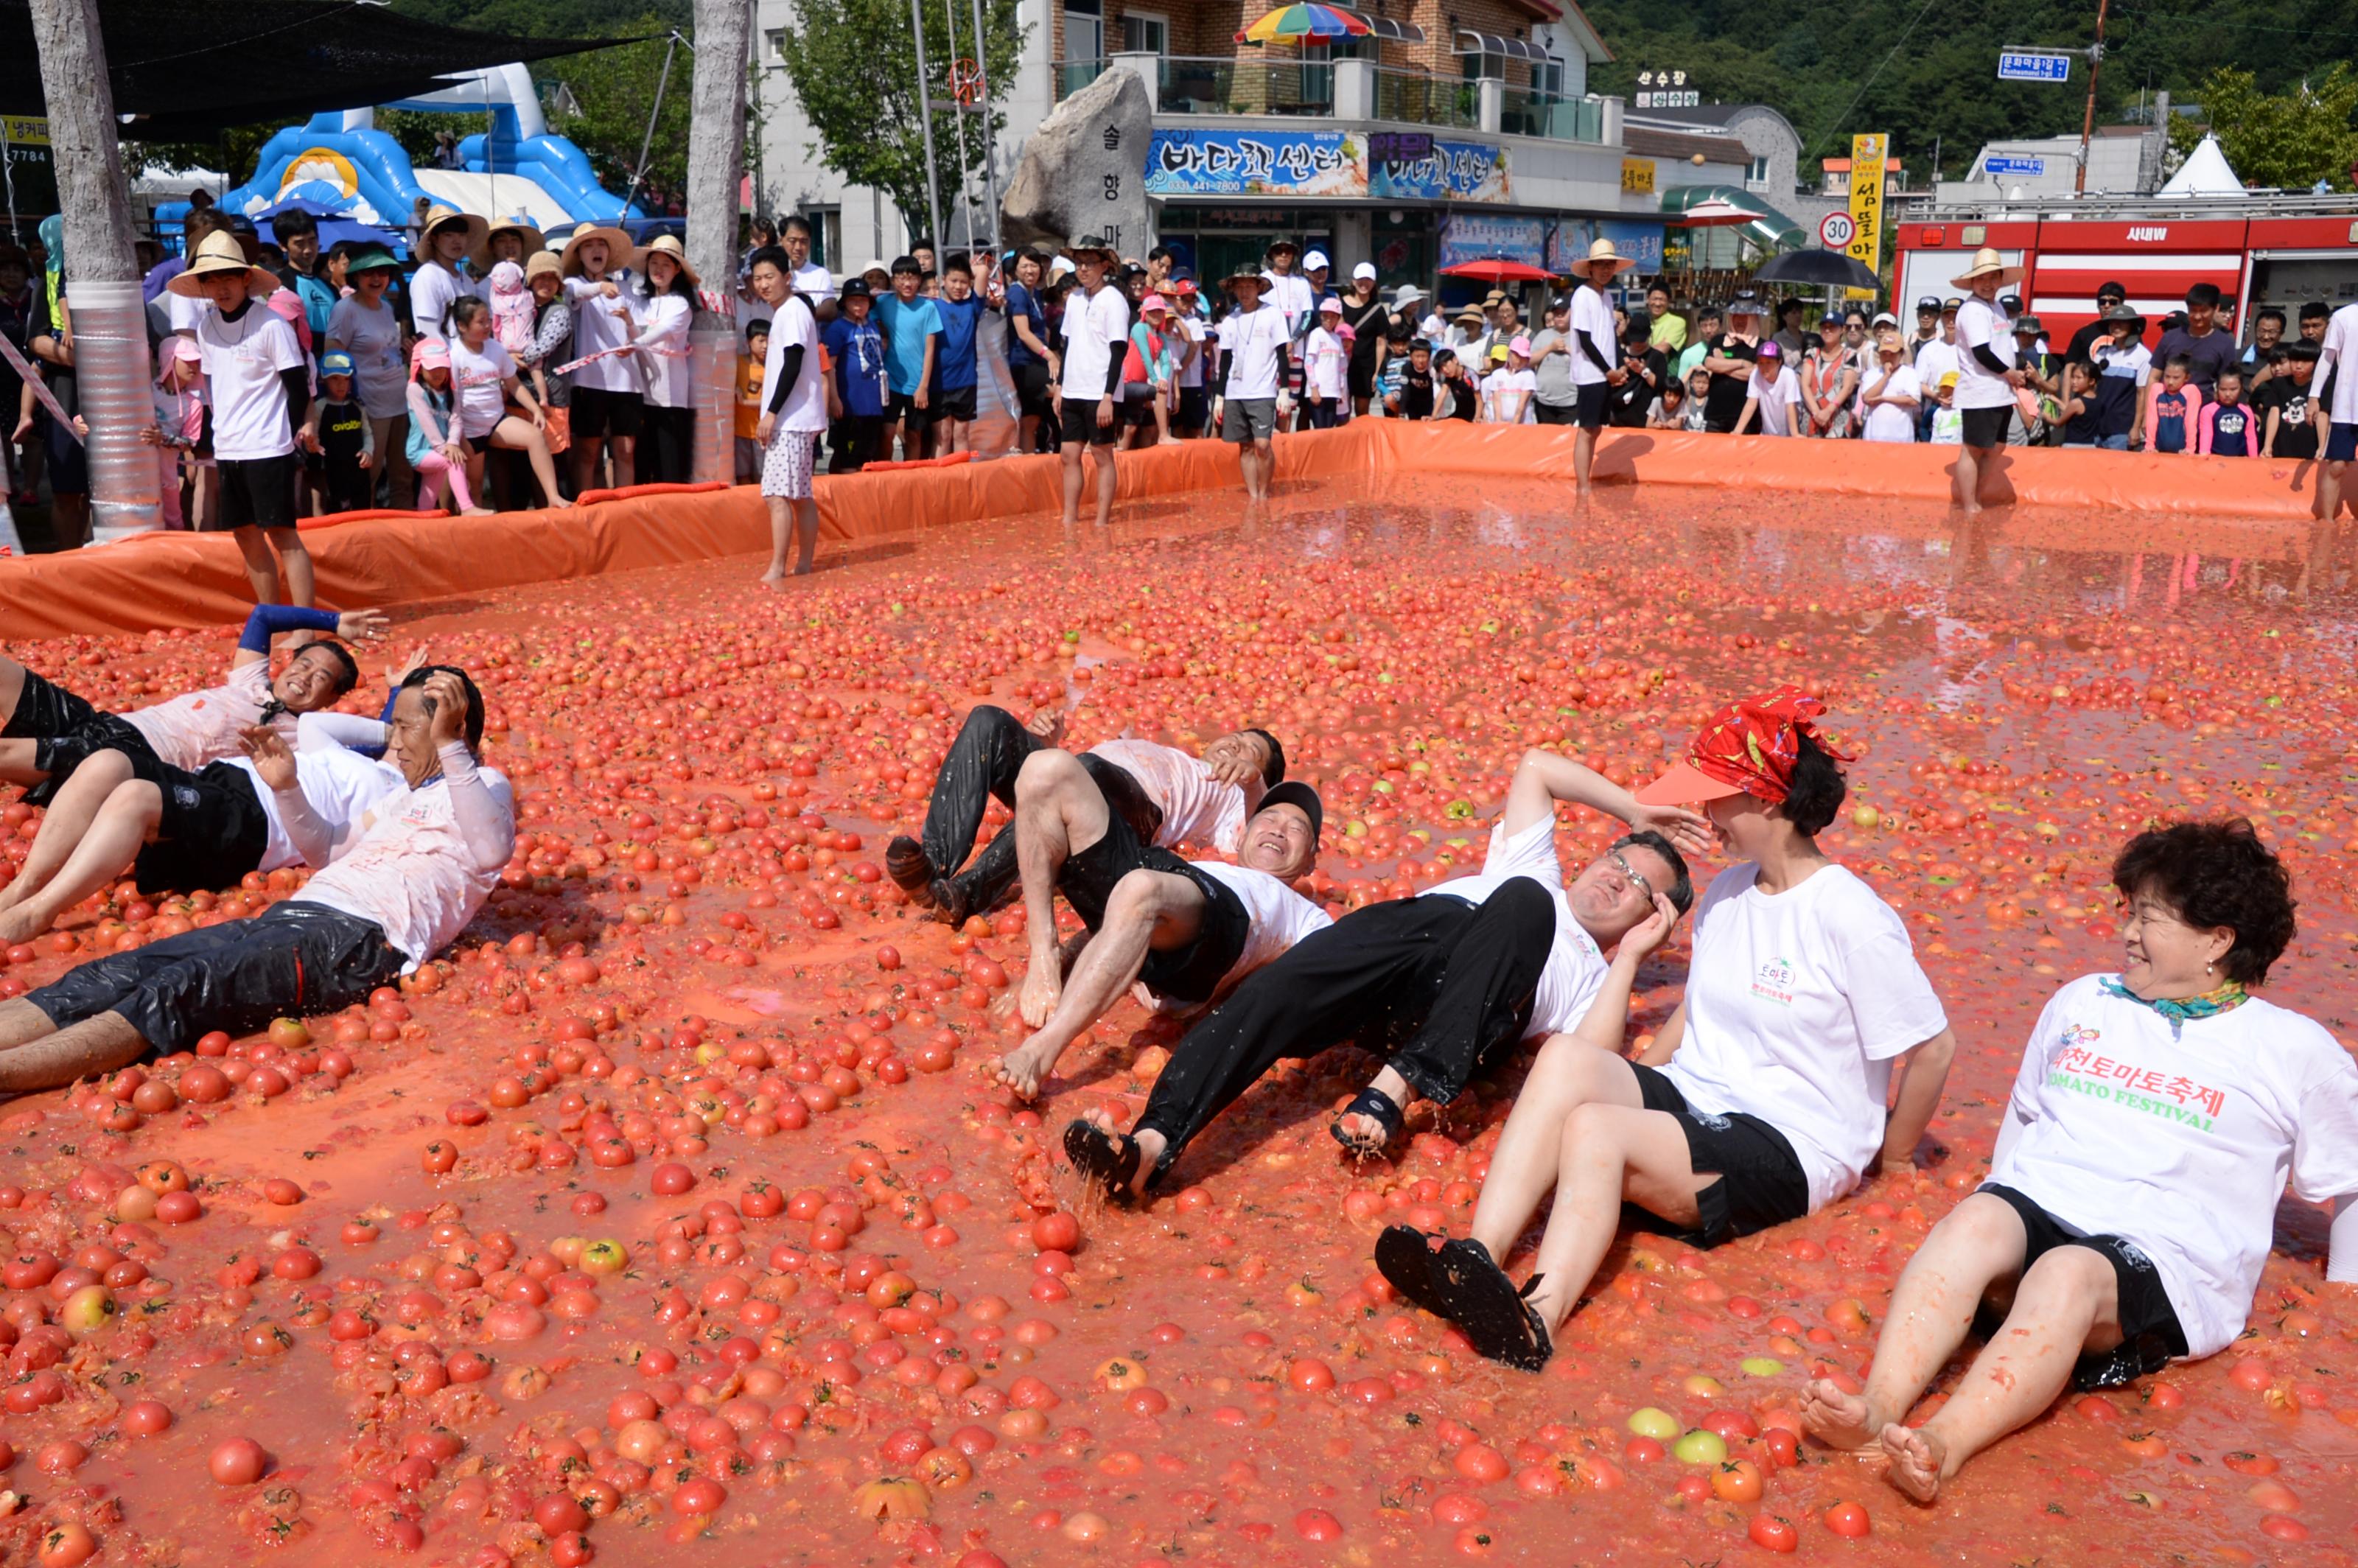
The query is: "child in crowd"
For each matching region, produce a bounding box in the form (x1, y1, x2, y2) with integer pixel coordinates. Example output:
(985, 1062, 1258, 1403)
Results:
(2142, 354, 2203, 455)
(1385, 340, 1437, 421)
(1736, 342, 1802, 435)
(1436, 349, 1477, 421)
(140, 337, 208, 528)
(405, 340, 478, 514)
(488, 261, 536, 357)
(823, 279, 889, 472)
(1484, 339, 1536, 424)
(1124, 294, 1182, 448)
(2197, 367, 2261, 458)
(1680, 368, 1712, 432)
(1650, 377, 1687, 430)
(628, 236, 700, 485)
(932, 254, 984, 455)
(447, 296, 567, 511)
(875, 256, 940, 462)
(737, 318, 769, 483)
(1304, 298, 1348, 430)
(2261, 342, 2321, 461)
(558, 224, 640, 494)
(1929, 371, 1964, 445)
(2057, 360, 2102, 448)
(315, 349, 374, 514)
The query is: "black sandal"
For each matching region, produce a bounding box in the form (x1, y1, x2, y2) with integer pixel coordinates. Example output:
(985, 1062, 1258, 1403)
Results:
(885, 836, 937, 902)
(1329, 1084, 1404, 1158)
(927, 876, 971, 928)
(1430, 1238, 1552, 1371)
(1062, 1119, 1144, 1207)
(1374, 1224, 1449, 1317)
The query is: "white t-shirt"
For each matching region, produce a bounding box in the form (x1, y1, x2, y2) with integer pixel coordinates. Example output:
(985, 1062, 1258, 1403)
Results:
(297, 766, 516, 967)
(1059, 284, 1132, 401)
(1990, 976, 2358, 1358)
(125, 659, 295, 769)
(1570, 287, 1615, 387)
(449, 338, 515, 438)
(1912, 337, 1958, 395)
(167, 290, 208, 336)
(634, 291, 694, 409)
(1262, 271, 1315, 339)
(1174, 316, 1206, 390)
(1860, 363, 1921, 443)
(2320, 302, 2358, 426)
(195, 305, 306, 463)
(791, 261, 837, 304)
(1483, 367, 1536, 422)
(1219, 305, 1288, 400)
(1953, 296, 2017, 410)
(1427, 815, 1609, 1040)
(766, 294, 828, 435)
(230, 741, 405, 872)
(1665, 863, 1949, 1211)
(326, 296, 408, 420)
(565, 273, 642, 395)
(1305, 326, 1348, 399)
(1086, 738, 1252, 856)
(1746, 368, 1802, 435)
(409, 261, 473, 339)
(1189, 860, 1333, 992)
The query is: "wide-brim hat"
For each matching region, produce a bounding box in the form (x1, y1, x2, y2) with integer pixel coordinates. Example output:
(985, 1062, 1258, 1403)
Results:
(1950, 245, 2023, 289)
(167, 231, 279, 298)
(523, 248, 563, 285)
(631, 233, 701, 289)
(343, 244, 400, 276)
(1063, 234, 1118, 262)
(1220, 265, 1267, 289)
(418, 205, 490, 268)
(1389, 283, 1425, 309)
(559, 224, 634, 277)
(486, 217, 545, 256)
(1580, 238, 1639, 275)
(1265, 238, 1300, 256)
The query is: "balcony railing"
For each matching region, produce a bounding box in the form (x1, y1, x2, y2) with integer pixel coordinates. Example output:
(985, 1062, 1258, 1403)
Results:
(1152, 56, 1332, 116)
(1054, 58, 1105, 99)
(1374, 66, 1479, 130)
(1500, 88, 1603, 142)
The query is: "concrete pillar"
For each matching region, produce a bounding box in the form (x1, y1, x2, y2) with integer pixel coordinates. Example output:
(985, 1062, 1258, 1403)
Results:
(1110, 51, 1160, 111)
(1599, 94, 1623, 147)
(1334, 57, 1374, 122)
(1477, 77, 1504, 136)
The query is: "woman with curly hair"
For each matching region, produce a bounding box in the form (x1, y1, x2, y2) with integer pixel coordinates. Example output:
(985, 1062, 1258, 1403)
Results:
(1805, 818, 2358, 1503)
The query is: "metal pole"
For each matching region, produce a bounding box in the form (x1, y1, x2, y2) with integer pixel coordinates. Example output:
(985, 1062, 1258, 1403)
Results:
(942, 0, 979, 248)
(909, 0, 947, 253)
(2076, 0, 2109, 197)
(969, 0, 1001, 253)
(625, 32, 681, 216)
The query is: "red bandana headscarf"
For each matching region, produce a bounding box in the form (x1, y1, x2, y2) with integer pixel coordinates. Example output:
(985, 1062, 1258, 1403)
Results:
(1683, 687, 1853, 804)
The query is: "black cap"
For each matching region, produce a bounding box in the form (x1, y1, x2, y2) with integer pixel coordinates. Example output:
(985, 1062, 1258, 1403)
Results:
(1258, 781, 1323, 841)
(1915, 295, 1939, 312)
(840, 277, 872, 300)
(1998, 293, 2023, 312)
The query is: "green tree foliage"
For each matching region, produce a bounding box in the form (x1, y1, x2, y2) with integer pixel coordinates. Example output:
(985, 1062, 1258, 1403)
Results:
(2171, 66, 2358, 192)
(775, 0, 1026, 241)
(542, 23, 697, 201)
(1586, 0, 2358, 180)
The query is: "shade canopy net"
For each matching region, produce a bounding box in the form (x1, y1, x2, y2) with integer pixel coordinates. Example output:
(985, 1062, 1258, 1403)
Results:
(0, 0, 631, 141)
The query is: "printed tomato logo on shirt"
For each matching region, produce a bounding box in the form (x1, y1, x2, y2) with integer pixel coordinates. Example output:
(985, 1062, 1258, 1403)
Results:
(1751, 956, 1797, 1005)
(2060, 1021, 2102, 1050)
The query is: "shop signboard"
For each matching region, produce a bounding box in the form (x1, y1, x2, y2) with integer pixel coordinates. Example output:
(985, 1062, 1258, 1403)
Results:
(1145, 129, 1510, 203)
(1441, 214, 1547, 269)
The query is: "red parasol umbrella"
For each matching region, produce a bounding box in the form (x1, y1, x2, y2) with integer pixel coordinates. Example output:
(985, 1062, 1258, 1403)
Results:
(1437, 259, 1556, 283)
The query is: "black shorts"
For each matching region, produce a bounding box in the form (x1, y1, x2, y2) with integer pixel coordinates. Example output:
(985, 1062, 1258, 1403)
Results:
(131, 761, 270, 897)
(1575, 382, 1611, 430)
(1960, 405, 2012, 449)
(1533, 400, 1577, 426)
(2327, 422, 2358, 463)
(569, 385, 643, 441)
(1012, 360, 1052, 419)
(24, 901, 405, 1057)
(888, 391, 934, 429)
(934, 384, 978, 423)
(1626, 1063, 1811, 1248)
(4, 668, 165, 805)
(1347, 360, 1379, 401)
(1175, 386, 1210, 431)
(1976, 1183, 2190, 1390)
(1052, 756, 1176, 931)
(41, 405, 88, 496)
(1060, 396, 1122, 447)
(1137, 864, 1251, 1007)
(214, 454, 298, 531)
(1122, 391, 1164, 427)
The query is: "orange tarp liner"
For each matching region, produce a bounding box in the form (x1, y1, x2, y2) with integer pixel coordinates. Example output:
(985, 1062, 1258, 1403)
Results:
(1, 424, 2318, 639)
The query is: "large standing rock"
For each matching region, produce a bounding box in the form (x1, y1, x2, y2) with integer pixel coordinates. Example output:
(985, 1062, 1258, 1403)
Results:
(1001, 68, 1157, 256)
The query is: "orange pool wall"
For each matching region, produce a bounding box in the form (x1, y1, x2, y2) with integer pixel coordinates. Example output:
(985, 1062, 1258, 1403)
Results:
(1, 422, 2323, 640)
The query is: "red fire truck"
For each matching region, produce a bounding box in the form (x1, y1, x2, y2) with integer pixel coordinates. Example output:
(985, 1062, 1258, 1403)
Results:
(1892, 195, 2358, 348)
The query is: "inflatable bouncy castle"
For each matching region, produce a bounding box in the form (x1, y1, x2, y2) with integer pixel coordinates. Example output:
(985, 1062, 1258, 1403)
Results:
(220, 63, 639, 244)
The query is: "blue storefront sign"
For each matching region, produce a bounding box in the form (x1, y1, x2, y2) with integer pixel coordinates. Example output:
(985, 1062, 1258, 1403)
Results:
(1366, 131, 1512, 203)
(1144, 129, 1511, 203)
(1440, 214, 1547, 269)
(1546, 219, 1665, 275)
(1983, 155, 2047, 177)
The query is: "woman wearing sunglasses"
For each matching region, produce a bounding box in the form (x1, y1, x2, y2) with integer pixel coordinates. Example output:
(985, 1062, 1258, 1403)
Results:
(1381, 688, 1958, 1370)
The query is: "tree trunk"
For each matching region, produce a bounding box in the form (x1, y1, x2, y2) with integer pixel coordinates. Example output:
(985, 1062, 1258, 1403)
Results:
(686, 0, 753, 486)
(27, 0, 158, 538)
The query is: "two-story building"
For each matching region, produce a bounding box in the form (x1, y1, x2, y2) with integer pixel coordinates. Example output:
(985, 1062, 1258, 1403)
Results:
(753, 0, 1698, 298)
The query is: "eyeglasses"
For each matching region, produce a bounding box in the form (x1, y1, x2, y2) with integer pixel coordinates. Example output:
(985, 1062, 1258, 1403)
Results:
(1605, 847, 1656, 906)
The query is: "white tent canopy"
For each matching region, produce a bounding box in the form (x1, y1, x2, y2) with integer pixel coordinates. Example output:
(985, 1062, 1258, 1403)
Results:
(2158, 134, 2245, 197)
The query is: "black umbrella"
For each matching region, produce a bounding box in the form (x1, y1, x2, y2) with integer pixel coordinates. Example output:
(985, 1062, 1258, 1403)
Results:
(1751, 248, 1881, 292)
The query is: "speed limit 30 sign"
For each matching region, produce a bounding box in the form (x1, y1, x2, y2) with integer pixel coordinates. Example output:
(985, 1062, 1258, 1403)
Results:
(1819, 211, 1855, 248)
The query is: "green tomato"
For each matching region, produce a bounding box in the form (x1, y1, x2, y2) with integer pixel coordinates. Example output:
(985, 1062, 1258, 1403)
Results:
(1740, 1356, 1787, 1378)
(1672, 1429, 1728, 1466)
(1626, 1407, 1680, 1441)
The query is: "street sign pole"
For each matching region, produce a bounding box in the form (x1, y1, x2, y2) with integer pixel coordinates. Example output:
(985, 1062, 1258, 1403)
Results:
(2077, 0, 2110, 196)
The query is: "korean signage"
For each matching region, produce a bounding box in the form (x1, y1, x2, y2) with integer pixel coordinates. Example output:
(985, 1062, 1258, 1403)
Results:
(1550, 219, 1665, 275)
(1845, 132, 1886, 295)
(1620, 158, 1655, 195)
(1441, 214, 1546, 270)
(1144, 130, 1510, 203)
(1997, 51, 2072, 83)
(1, 116, 49, 146)
(1633, 69, 1698, 109)
(1984, 155, 2046, 177)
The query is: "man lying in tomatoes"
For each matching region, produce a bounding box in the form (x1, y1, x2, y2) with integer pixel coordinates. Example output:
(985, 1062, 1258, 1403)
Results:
(1061, 746, 1707, 1200)
(0, 668, 514, 1096)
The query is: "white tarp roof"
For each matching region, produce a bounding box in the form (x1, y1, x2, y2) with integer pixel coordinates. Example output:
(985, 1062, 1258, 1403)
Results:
(2158, 134, 2245, 197)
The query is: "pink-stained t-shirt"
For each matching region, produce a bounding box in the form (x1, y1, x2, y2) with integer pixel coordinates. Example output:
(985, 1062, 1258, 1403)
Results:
(123, 659, 298, 769)
(295, 763, 515, 968)
(1086, 738, 1256, 856)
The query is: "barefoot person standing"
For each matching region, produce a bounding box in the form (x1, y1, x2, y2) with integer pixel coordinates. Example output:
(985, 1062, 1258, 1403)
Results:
(747, 245, 826, 584)
(1056, 236, 1130, 528)
(1803, 819, 2358, 1502)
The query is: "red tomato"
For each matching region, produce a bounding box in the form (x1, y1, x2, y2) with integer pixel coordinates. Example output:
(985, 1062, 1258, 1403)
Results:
(1824, 1499, 1871, 1539)
(1747, 1513, 1799, 1553)
(209, 1437, 267, 1486)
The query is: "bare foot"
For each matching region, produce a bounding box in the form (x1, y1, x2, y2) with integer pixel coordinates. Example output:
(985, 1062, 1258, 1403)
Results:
(0, 904, 47, 947)
(462, 505, 497, 517)
(1018, 961, 1063, 1029)
(989, 1037, 1060, 1100)
(1879, 1422, 1948, 1503)
(1801, 1379, 1881, 1451)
